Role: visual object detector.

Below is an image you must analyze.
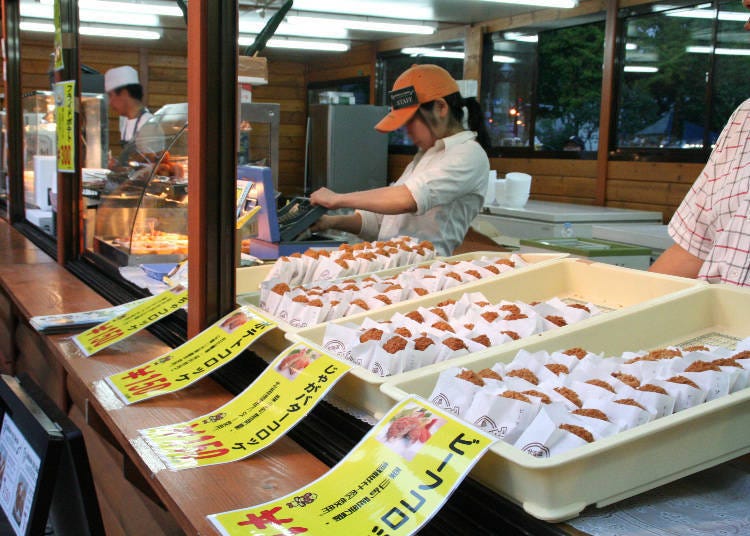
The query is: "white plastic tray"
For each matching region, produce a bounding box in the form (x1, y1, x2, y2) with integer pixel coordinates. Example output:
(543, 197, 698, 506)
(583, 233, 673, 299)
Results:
(380, 284, 750, 522)
(289, 259, 704, 419)
(237, 252, 566, 354)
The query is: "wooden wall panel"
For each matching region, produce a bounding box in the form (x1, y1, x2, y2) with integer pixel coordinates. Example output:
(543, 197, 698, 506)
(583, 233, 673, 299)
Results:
(307, 43, 376, 87)
(387, 154, 702, 222)
(251, 60, 308, 195)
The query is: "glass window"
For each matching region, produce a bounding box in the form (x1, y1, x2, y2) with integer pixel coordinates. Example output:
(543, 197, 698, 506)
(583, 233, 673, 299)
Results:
(480, 21, 604, 154)
(481, 31, 536, 149)
(615, 1, 749, 153)
(536, 22, 604, 152)
(712, 1, 750, 136)
(22, 90, 58, 236)
(616, 4, 713, 149)
(377, 41, 464, 150)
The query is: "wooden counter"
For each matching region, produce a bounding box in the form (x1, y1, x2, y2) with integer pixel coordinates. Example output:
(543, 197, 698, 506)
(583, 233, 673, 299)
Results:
(0, 219, 328, 535)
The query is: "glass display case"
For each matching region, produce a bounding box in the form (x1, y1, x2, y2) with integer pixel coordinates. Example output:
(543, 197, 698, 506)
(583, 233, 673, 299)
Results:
(22, 90, 107, 234)
(91, 102, 282, 267)
(92, 102, 189, 266)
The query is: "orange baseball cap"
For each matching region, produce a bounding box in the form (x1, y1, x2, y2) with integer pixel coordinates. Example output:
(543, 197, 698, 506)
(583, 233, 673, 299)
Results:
(374, 64, 460, 132)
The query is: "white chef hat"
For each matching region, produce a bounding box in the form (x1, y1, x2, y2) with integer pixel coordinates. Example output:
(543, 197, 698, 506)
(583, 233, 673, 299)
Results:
(104, 66, 140, 92)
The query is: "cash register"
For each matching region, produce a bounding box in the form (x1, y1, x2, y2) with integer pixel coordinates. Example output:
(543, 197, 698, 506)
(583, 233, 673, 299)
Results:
(238, 165, 342, 259)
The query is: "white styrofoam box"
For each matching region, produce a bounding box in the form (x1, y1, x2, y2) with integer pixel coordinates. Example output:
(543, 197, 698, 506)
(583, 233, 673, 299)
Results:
(288, 259, 704, 419)
(33, 155, 57, 210)
(26, 209, 54, 233)
(380, 284, 750, 522)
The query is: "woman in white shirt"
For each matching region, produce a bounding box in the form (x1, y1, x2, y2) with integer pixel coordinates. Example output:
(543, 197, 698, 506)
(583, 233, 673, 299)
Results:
(310, 64, 491, 256)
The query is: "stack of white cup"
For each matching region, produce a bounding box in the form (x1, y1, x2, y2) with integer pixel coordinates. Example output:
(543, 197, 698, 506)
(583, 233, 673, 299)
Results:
(504, 172, 532, 208)
(484, 170, 497, 205)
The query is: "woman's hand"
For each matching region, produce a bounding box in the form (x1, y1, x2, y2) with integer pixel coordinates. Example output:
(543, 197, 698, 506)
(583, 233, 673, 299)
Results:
(310, 187, 339, 209)
(310, 214, 332, 233)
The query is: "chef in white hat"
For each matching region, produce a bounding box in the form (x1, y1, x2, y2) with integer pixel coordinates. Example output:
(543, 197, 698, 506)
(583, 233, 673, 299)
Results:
(105, 65, 153, 167)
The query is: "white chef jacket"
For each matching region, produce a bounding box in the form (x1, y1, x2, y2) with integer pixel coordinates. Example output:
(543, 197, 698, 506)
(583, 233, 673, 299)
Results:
(358, 130, 489, 256)
(119, 108, 153, 145)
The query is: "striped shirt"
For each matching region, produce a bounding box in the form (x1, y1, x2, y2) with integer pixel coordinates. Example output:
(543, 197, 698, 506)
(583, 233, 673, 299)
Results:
(669, 98, 750, 286)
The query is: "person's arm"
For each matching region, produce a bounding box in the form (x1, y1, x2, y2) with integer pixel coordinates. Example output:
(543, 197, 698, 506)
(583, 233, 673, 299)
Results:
(648, 243, 704, 279)
(310, 212, 362, 235)
(310, 185, 417, 215)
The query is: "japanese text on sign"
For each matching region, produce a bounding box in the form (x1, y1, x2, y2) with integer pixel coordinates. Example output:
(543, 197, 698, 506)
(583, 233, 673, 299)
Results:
(105, 306, 276, 405)
(139, 343, 350, 469)
(73, 285, 188, 356)
(208, 396, 495, 536)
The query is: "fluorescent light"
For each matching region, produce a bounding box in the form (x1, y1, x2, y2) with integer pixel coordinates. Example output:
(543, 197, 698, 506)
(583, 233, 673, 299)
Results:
(401, 47, 464, 59)
(39, 0, 182, 17)
(239, 36, 350, 52)
(687, 45, 750, 56)
(19, 21, 55, 33)
(291, 0, 433, 20)
(493, 55, 517, 63)
(503, 32, 538, 42)
(21, 3, 160, 27)
(667, 8, 747, 22)
(20, 20, 160, 40)
(626, 42, 637, 50)
(624, 65, 659, 73)
(286, 15, 435, 35)
(481, 0, 578, 8)
(81, 26, 160, 39)
(239, 19, 347, 39)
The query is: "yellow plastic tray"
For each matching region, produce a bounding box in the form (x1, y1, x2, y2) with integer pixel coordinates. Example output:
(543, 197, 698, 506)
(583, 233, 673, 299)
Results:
(380, 284, 750, 522)
(289, 258, 704, 419)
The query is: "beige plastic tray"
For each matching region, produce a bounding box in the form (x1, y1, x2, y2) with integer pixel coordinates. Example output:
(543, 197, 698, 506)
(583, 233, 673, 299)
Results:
(235, 250, 444, 295)
(236, 251, 564, 295)
(237, 252, 566, 354)
(380, 284, 750, 522)
(288, 258, 704, 419)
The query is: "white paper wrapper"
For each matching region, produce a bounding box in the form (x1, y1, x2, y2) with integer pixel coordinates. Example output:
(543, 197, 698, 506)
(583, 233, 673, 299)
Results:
(322, 322, 359, 361)
(368, 336, 416, 377)
(464, 389, 541, 443)
(680, 370, 733, 402)
(616, 383, 675, 418)
(651, 378, 706, 412)
(583, 398, 653, 431)
(260, 282, 288, 315)
(311, 256, 349, 283)
(285, 300, 329, 328)
(427, 367, 484, 417)
(513, 403, 613, 457)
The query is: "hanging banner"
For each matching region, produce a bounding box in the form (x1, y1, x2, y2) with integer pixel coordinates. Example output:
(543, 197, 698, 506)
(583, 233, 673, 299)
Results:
(208, 396, 495, 536)
(54, 80, 75, 173)
(53, 0, 63, 71)
(72, 285, 188, 357)
(140, 342, 350, 470)
(105, 306, 276, 405)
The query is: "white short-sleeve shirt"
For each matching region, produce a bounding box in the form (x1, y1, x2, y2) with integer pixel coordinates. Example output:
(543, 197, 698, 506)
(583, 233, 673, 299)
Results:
(669, 98, 750, 286)
(358, 130, 489, 256)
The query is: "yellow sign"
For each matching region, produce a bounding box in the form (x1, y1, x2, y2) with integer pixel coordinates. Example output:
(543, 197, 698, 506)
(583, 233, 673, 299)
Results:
(53, 0, 63, 71)
(54, 80, 75, 173)
(73, 285, 188, 357)
(105, 306, 276, 404)
(140, 343, 350, 469)
(208, 396, 496, 536)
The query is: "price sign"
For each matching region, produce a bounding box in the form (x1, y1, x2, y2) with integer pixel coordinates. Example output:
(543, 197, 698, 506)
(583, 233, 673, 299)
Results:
(54, 80, 75, 173)
(208, 396, 495, 536)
